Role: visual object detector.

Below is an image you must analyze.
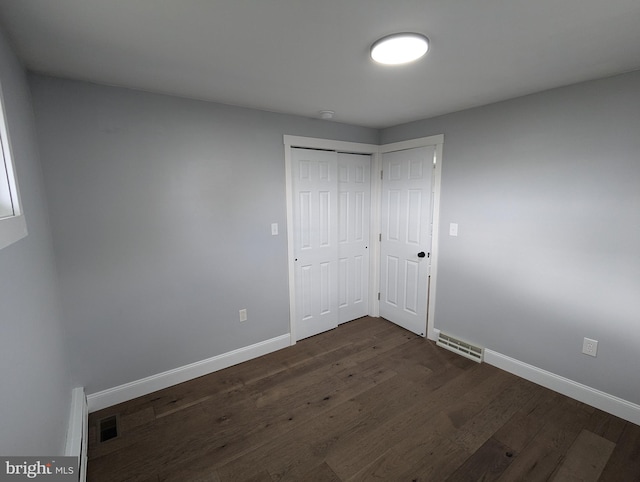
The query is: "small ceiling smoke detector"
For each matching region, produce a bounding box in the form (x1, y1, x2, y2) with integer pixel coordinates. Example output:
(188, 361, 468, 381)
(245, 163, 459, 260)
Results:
(319, 110, 335, 120)
(371, 33, 429, 65)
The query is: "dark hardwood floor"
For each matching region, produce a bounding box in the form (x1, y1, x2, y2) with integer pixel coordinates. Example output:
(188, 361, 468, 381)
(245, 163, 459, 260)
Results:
(87, 317, 639, 481)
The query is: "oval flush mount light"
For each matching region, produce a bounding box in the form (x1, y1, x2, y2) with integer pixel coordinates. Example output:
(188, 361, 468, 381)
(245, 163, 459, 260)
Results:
(319, 110, 335, 120)
(371, 32, 429, 65)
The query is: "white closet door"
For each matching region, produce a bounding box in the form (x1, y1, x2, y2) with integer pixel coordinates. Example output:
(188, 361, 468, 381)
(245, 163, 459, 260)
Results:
(291, 148, 339, 340)
(380, 146, 434, 336)
(338, 153, 371, 323)
(291, 148, 371, 340)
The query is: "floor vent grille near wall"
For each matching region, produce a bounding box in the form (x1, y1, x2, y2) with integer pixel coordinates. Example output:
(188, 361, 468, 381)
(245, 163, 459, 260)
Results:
(99, 415, 119, 443)
(436, 332, 484, 363)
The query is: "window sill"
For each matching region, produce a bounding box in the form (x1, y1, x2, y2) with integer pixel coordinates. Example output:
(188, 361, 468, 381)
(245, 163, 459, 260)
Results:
(0, 214, 27, 250)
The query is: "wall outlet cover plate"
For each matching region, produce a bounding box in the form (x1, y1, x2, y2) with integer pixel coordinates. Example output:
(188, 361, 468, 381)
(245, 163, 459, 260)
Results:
(582, 337, 598, 357)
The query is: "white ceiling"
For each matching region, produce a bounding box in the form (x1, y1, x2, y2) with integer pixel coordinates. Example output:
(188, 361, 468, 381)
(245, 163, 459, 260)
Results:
(1, 0, 639, 128)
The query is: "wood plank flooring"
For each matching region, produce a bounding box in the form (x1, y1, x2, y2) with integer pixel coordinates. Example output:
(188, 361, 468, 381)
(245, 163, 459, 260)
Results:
(87, 317, 640, 481)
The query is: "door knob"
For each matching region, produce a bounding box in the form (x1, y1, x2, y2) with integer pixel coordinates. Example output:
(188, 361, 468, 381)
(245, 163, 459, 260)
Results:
(417, 251, 426, 258)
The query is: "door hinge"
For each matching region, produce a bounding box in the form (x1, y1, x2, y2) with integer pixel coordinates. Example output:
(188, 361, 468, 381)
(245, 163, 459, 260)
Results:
(379, 233, 382, 242)
(378, 292, 381, 300)
(427, 252, 430, 258)
(380, 170, 383, 180)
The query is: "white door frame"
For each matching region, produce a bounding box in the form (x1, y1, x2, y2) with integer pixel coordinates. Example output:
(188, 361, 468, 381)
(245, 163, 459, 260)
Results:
(284, 134, 443, 343)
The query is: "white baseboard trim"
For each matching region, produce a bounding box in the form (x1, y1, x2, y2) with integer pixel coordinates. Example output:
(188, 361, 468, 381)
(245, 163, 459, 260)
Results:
(65, 387, 88, 482)
(87, 334, 291, 412)
(484, 349, 640, 426)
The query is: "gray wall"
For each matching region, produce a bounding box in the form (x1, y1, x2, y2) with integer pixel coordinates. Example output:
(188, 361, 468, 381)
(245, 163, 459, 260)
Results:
(382, 71, 640, 405)
(29, 75, 379, 394)
(23, 61, 640, 416)
(0, 31, 73, 453)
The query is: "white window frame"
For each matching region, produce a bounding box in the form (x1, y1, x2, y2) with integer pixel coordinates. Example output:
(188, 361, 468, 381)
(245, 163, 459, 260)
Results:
(0, 80, 27, 250)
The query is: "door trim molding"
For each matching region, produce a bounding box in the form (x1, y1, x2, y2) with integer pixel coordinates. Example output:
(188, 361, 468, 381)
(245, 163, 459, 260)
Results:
(283, 134, 444, 344)
(284, 135, 380, 154)
(379, 134, 444, 154)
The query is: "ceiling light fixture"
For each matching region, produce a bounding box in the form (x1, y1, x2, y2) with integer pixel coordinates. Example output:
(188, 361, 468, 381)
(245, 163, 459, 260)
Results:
(370, 32, 429, 65)
(319, 110, 335, 120)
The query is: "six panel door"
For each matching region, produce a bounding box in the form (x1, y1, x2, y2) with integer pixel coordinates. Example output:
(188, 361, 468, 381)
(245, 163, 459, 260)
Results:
(379, 146, 434, 336)
(292, 148, 372, 340)
(338, 152, 371, 323)
(292, 148, 339, 340)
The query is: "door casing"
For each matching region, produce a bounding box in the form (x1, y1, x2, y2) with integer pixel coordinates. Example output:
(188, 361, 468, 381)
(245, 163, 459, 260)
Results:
(284, 134, 444, 342)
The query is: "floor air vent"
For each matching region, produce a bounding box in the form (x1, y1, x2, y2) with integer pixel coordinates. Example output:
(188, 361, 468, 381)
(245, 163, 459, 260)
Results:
(436, 332, 484, 363)
(99, 415, 119, 442)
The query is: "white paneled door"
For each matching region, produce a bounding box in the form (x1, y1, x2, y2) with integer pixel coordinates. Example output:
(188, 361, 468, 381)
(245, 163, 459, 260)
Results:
(380, 146, 435, 336)
(291, 148, 370, 340)
(292, 148, 339, 340)
(338, 153, 370, 323)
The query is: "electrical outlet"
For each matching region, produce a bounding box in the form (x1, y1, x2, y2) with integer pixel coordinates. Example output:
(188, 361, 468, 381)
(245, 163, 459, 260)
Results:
(582, 337, 598, 357)
(239, 309, 247, 322)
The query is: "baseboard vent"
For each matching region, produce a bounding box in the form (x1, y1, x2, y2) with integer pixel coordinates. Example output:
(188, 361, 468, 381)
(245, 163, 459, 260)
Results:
(99, 415, 119, 442)
(436, 332, 484, 363)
